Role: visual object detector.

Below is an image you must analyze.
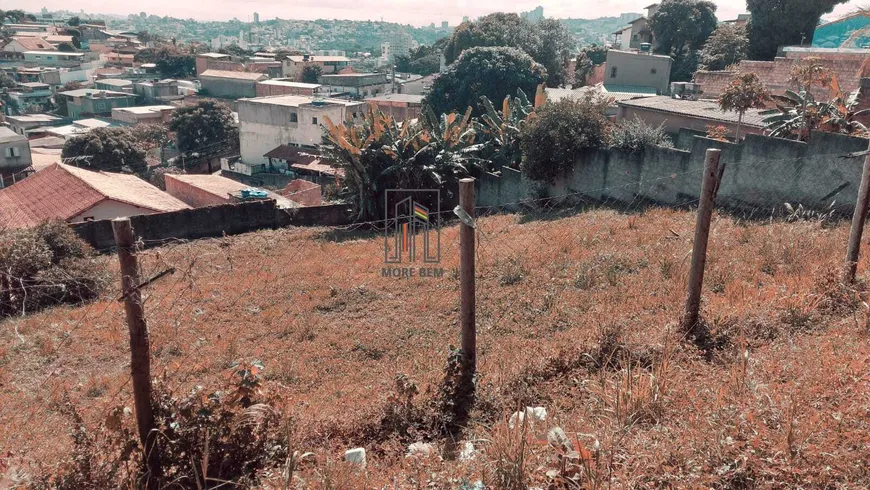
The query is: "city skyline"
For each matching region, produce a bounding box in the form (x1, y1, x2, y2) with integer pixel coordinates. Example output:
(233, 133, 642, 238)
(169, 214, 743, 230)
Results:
(6, 0, 863, 28)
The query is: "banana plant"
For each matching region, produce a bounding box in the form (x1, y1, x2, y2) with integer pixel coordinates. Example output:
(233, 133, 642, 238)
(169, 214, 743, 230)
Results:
(476, 84, 546, 170)
(761, 90, 820, 140)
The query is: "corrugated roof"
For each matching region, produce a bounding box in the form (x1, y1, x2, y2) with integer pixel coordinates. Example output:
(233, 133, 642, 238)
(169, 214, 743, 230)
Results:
(617, 96, 767, 127)
(0, 127, 27, 144)
(200, 69, 267, 81)
(0, 163, 190, 229)
(59, 88, 134, 98)
(367, 94, 425, 104)
(287, 55, 350, 62)
(291, 160, 343, 177)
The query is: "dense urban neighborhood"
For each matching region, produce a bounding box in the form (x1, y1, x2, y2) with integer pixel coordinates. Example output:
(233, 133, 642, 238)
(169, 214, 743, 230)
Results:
(2, 0, 870, 487)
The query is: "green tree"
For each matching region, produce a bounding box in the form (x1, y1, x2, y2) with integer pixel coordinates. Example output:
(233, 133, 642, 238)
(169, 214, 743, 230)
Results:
(670, 49, 702, 82)
(700, 23, 749, 71)
(56, 41, 77, 52)
(62, 127, 148, 174)
(67, 16, 81, 26)
(0, 71, 15, 89)
(169, 100, 239, 159)
(520, 94, 610, 183)
(718, 73, 771, 140)
(443, 12, 573, 87)
(747, 0, 848, 61)
(650, 0, 718, 55)
(581, 45, 607, 65)
(425, 46, 547, 117)
(156, 53, 195, 78)
(301, 64, 322, 83)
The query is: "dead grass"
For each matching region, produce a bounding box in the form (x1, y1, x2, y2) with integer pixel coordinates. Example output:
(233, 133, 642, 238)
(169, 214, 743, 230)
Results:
(2, 207, 870, 487)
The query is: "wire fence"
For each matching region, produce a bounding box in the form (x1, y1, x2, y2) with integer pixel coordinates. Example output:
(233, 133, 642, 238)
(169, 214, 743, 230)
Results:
(0, 149, 867, 476)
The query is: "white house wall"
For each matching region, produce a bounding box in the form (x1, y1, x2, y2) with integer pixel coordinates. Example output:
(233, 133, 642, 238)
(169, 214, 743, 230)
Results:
(70, 200, 157, 223)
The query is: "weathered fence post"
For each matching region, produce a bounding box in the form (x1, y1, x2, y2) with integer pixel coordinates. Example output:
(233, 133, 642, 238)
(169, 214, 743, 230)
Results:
(112, 218, 160, 486)
(845, 151, 870, 282)
(459, 178, 476, 373)
(681, 149, 721, 333)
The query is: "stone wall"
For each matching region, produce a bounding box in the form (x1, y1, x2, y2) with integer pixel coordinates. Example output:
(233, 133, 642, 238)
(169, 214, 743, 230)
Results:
(477, 132, 869, 215)
(72, 199, 350, 251)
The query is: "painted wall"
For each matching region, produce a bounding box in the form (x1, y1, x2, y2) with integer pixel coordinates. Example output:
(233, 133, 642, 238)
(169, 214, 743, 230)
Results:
(70, 199, 157, 223)
(605, 50, 672, 93)
(478, 131, 869, 215)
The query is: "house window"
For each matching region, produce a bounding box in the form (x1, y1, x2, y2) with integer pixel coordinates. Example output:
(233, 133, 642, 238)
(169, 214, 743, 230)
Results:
(312, 116, 318, 125)
(290, 112, 298, 123)
(610, 66, 618, 78)
(651, 68, 657, 75)
(4, 147, 21, 158)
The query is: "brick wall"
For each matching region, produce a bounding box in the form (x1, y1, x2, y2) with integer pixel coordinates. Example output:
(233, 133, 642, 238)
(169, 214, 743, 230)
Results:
(164, 175, 231, 208)
(696, 52, 866, 99)
(280, 179, 322, 206)
(255, 83, 317, 97)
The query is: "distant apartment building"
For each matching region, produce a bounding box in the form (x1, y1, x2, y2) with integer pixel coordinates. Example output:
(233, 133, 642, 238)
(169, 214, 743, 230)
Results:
(199, 69, 268, 99)
(111, 105, 175, 125)
(604, 49, 673, 94)
(134, 79, 183, 103)
(282, 54, 350, 80)
(385, 29, 418, 62)
(237, 95, 364, 165)
(256, 79, 322, 97)
(57, 89, 139, 119)
(366, 94, 424, 121)
(320, 73, 391, 98)
(0, 127, 33, 186)
(611, 4, 658, 50)
(23, 51, 86, 68)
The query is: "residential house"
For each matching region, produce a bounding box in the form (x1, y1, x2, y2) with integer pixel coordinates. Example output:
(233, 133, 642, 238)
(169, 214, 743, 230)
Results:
(611, 4, 658, 50)
(319, 73, 390, 98)
(102, 52, 136, 67)
(6, 82, 53, 113)
(546, 84, 658, 116)
(133, 79, 183, 103)
(111, 105, 175, 125)
(0, 127, 33, 187)
(366, 93, 424, 121)
(282, 54, 350, 79)
(400, 73, 439, 96)
(164, 173, 297, 209)
(616, 95, 767, 137)
(278, 179, 322, 206)
(237, 94, 364, 165)
(23, 51, 86, 68)
(4, 114, 65, 137)
(57, 89, 138, 119)
(256, 79, 322, 97)
(199, 69, 268, 99)
(95, 78, 134, 93)
(288, 159, 342, 186)
(2, 37, 55, 56)
(44, 118, 121, 141)
(603, 49, 673, 94)
(195, 52, 234, 75)
(0, 163, 190, 229)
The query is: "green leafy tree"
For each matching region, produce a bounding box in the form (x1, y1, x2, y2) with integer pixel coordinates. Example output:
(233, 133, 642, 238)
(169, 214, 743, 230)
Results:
(0, 10, 37, 24)
(62, 127, 148, 174)
(408, 54, 440, 76)
(651, 0, 718, 55)
(0, 71, 15, 89)
(300, 65, 322, 83)
(520, 94, 610, 183)
(581, 45, 607, 65)
(700, 23, 749, 71)
(169, 100, 239, 159)
(56, 42, 77, 53)
(609, 117, 674, 153)
(218, 44, 253, 57)
(747, 0, 848, 61)
(718, 72, 770, 140)
(425, 46, 547, 117)
(650, 0, 717, 81)
(443, 12, 573, 87)
(156, 53, 195, 78)
(67, 16, 81, 26)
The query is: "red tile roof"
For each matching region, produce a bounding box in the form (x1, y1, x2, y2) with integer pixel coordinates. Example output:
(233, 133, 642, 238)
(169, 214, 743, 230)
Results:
(0, 163, 190, 229)
(11, 36, 54, 51)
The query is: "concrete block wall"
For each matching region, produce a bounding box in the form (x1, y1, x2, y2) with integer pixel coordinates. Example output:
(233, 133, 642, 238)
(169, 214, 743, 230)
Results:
(71, 199, 351, 251)
(477, 131, 868, 214)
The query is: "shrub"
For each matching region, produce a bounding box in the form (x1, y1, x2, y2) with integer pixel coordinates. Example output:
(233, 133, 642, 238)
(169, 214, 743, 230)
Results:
(0, 221, 108, 318)
(520, 95, 609, 183)
(608, 116, 674, 154)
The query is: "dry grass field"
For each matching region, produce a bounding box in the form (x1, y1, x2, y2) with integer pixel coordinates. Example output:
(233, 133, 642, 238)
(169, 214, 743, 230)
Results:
(2, 206, 870, 488)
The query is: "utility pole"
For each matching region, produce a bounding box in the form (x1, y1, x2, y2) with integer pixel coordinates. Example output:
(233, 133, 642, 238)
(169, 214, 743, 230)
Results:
(846, 147, 870, 282)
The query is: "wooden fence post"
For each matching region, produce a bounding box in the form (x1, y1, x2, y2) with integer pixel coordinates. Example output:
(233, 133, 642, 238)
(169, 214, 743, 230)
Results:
(681, 149, 721, 333)
(459, 178, 476, 373)
(845, 152, 870, 282)
(112, 218, 160, 486)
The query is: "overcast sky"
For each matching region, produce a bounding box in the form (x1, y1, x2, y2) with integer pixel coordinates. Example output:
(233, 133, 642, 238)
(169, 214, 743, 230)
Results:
(9, 0, 863, 26)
